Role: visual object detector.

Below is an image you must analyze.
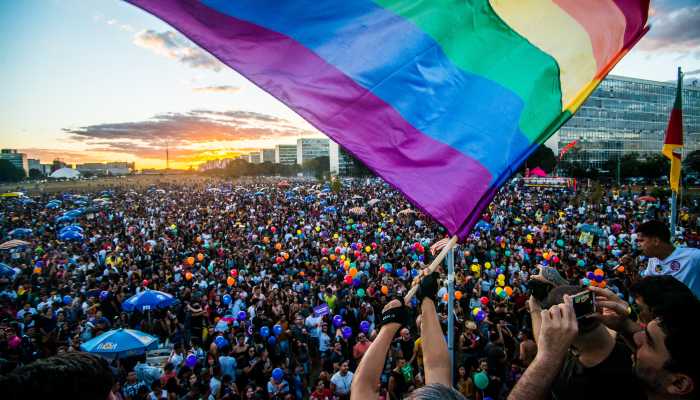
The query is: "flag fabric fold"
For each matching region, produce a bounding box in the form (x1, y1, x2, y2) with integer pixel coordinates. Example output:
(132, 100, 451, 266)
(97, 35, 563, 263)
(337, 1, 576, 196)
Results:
(125, 0, 650, 239)
(663, 68, 684, 192)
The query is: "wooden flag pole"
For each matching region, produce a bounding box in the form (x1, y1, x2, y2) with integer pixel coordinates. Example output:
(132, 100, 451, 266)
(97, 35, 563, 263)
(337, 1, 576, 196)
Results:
(404, 235, 458, 304)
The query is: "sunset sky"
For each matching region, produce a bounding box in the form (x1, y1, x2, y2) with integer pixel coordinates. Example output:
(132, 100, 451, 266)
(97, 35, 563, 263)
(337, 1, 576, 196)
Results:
(1, 0, 699, 170)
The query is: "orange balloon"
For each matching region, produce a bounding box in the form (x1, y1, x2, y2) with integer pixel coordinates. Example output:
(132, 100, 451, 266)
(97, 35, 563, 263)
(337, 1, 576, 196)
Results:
(455, 291, 463, 300)
(443, 293, 449, 302)
(275, 243, 282, 250)
(600, 280, 607, 288)
(197, 253, 204, 262)
(617, 266, 625, 273)
(505, 286, 513, 296)
(185, 272, 193, 281)
(330, 254, 337, 261)
(227, 277, 235, 286)
(381, 285, 389, 295)
(299, 271, 305, 277)
(187, 256, 195, 265)
(349, 267, 358, 278)
(283, 253, 289, 260)
(33, 267, 42, 274)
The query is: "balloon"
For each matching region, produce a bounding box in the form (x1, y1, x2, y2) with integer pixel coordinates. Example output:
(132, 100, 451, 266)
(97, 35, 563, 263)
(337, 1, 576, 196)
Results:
(227, 277, 235, 286)
(577, 259, 585, 267)
(214, 335, 228, 349)
(443, 293, 449, 302)
(63, 295, 72, 305)
(237, 311, 247, 321)
(455, 291, 463, 300)
(197, 253, 204, 262)
(381, 285, 389, 295)
(344, 275, 353, 285)
(185, 354, 197, 368)
(271, 227, 277, 233)
(349, 267, 358, 278)
(484, 262, 491, 270)
(333, 315, 343, 328)
(142, 279, 149, 287)
(272, 368, 284, 382)
(186, 256, 195, 265)
(497, 274, 505, 281)
(275, 243, 282, 250)
(472, 307, 480, 316)
(557, 239, 565, 247)
(273, 324, 283, 336)
(474, 371, 489, 390)
(230, 269, 238, 277)
(480, 296, 489, 305)
(505, 286, 513, 296)
(342, 326, 353, 339)
(582, 278, 591, 286)
(357, 288, 366, 298)
(222, 294, 232, 305)
(99, 291, 109, 301)
(594, 274, 604, 283)
(185, 272, 193, 281)
(365, 246, 371, 253)
(475, 310, 486, 323)
(594, 268, 605, 277)
(505, 250, 511, 257)
(360, 320, 371, 333)
(495, 287, 503, 296)
(260, 326, 270, 338)
(267, 336, 277, 346)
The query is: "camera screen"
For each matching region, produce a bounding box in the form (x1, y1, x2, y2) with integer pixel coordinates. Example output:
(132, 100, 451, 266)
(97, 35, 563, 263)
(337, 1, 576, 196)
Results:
(572, 290, 595, 320)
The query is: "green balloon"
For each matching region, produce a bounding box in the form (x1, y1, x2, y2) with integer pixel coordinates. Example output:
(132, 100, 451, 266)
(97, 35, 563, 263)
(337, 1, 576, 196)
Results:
(474, 371, 489, 390)
(556, 239, 565, 247)
(505, 250, 511, 257)
(357, 288, 366, 298)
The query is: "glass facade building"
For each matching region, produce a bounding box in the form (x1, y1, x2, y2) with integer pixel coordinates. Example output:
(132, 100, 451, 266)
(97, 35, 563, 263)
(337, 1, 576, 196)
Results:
(274, 144, 297, 165)
(329, 140, 356, 176)
(296, 138, 329, 165)
(557, 74, 700, 168)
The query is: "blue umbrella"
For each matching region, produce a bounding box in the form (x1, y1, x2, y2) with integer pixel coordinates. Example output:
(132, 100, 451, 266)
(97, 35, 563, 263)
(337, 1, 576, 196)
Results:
(80, 328, 158, 359)
(475, 220, 492, 231)
(122, 289, 176, 312)
(55, 215, 75, 224)
(59, 225, 83, 235)
(58, 230, 84, 241)
(8, 228, 32, 239)
(46, 202, 60, 209)
(0, 263, 16, 278)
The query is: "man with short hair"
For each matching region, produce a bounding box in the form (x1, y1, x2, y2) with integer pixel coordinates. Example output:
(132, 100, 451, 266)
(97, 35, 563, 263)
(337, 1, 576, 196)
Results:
(634, 220, 700, 298)
(352, 333, 372, 362)
(123, 370, 148, 399)
(331, 360, 354, 399)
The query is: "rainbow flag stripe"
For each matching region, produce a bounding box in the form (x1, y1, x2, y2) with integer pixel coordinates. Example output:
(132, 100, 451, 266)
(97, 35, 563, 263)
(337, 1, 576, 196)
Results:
(127, 0, 649, 238)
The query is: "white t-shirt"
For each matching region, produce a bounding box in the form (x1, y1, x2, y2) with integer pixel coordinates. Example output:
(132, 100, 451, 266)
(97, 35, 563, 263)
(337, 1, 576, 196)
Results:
(331, 371, 354, 395)
(643, 247, 700, 298)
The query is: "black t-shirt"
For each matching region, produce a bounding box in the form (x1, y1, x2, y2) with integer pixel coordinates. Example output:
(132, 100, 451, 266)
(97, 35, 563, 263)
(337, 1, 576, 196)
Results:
(399, 338, 414, 361)
(551, 339, 646, 400)
(389, 370, 408, 400)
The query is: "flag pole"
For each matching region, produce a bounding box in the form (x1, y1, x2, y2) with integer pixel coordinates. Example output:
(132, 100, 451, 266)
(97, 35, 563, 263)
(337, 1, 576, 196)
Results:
(447, 244, 455, 384)
(671, 191, 678, 240)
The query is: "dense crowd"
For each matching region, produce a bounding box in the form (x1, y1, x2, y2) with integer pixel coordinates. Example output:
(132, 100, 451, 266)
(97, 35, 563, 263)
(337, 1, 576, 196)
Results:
(0, 177, 698, 400)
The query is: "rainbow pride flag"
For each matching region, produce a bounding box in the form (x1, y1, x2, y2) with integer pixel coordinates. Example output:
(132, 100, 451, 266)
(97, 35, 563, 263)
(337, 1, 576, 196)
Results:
(127, 0, 649, 238)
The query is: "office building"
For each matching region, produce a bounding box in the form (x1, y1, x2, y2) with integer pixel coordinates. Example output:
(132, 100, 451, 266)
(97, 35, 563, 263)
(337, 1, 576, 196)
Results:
(274, 144, 297, 165)
(247, 152, 262, 164)
(0, 149, 28, 176)
(76, 162, 133, 176)
(557, 74, 700, 168)
(329, 141, 357, 176)
(296, 138, 329, 165)
(261, 148, 275, 163)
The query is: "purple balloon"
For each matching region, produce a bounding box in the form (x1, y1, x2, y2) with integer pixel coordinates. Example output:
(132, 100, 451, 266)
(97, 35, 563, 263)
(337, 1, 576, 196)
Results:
(237, 311, 247, 321)
(332, 315, 343, 328)
(185, 354, 197, 368)
(342, 326, 352, 339)
(475, 310, 486, 323)
(359, 321, 370, 333)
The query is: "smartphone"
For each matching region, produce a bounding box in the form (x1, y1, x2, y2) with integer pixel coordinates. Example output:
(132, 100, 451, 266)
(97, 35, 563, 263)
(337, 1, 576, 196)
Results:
(572, 290, 595, 320)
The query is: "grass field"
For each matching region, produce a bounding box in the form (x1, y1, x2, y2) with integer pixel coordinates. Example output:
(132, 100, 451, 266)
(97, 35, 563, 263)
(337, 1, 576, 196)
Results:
(0, 174, 213, 195)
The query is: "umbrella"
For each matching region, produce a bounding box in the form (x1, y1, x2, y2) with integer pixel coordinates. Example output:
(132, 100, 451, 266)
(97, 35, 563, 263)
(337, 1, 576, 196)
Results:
(367, 199, 380, 206)
(397, 209, 416, 216)
(638, 196, 657, 202)
(8, 228, 32, 239)
(475, 220, 493, 231)
(0, 192, 23, 198)
(80, 328, 159, 359)
(122, 289, 176, 312)
(349, 206, 366, 215)
(58, 230, 84, 241)
(0, 239, 30, 250)
(0, 263, 16, 278)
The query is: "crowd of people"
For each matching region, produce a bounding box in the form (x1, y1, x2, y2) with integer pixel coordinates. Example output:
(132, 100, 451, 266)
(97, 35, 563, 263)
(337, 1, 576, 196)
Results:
(0, 177, 698, 399)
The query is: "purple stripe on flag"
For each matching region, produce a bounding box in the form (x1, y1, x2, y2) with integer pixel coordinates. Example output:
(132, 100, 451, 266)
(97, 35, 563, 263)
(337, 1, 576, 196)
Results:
(126, 0, 493, 237)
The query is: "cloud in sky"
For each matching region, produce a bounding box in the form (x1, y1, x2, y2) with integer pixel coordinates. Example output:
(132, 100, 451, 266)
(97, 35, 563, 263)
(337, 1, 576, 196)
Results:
(61, 109, 313, 160)
(133, 30, 222, 71)
(192, 85, 240, 93)
(639, 3, 700, 57)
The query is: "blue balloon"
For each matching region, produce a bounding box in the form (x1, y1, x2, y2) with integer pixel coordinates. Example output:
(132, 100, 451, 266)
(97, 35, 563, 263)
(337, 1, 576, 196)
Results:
(332, 315, 343, 328)
(63, 295, 72, 305)
(99, 291, 109, 301)
(359, 321, 370, 333)
(214, 335, 228, 349)
(342, 326, 352, 339)
(272, 367, 284, 382)
(185, 354, 197, 368)
(273, 324, 283, 336)
(267, 336, 277, 346)
(260, 326, 270, 338)
(237, 311, 247, 321)
(222, 294, 232, 305)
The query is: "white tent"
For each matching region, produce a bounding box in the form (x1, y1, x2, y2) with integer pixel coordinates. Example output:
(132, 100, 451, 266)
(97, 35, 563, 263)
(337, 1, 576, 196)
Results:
(49, 168, 80, 179)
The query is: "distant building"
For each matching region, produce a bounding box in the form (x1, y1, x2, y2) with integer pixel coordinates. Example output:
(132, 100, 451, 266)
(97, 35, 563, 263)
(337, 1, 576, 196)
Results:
(52, 159, 69, 173)
(247, 152, 262, 164)
(76, 162, 133, 176)
(557, 74, 700, 168)
(261, 148, 275, 163)
(296, 138, 329, 165)
(329, 141, 357, 176)
(0, 149, 28, 176)
(198, 158, 235, 171)
(28, 159, 43, 175)
(274, 144, 297, 165)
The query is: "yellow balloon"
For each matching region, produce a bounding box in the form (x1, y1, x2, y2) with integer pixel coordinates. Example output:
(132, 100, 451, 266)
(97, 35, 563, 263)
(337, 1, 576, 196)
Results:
(340, 255, 346, 261)
(484, 262, 491, 269)
(315, 226, 321, 232)
(333, 233, 339, 239)
(365, 246, 371, 253)
(296, 229, 302, 235)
